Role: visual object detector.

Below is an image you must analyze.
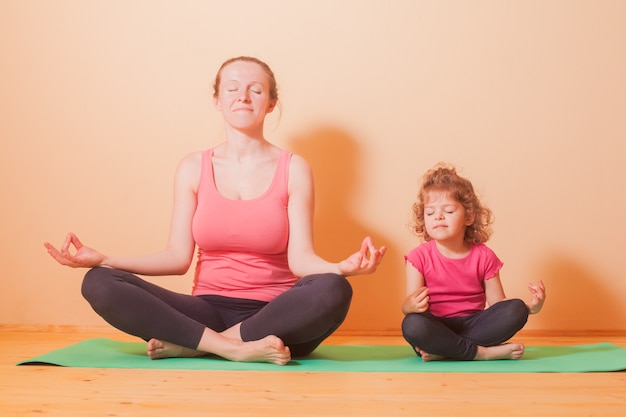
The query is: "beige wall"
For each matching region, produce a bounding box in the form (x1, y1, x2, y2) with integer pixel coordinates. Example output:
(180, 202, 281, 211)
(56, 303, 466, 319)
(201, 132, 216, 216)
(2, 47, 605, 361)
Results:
(2, 0, 625, 333)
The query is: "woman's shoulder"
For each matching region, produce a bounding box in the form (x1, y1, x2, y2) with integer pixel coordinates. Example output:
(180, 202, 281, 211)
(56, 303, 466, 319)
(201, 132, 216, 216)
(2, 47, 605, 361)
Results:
(177, 150, 204, 170)
(174, 151, 204, 188)
(286, 151, 312, 177)
(287, 152, 309, 168)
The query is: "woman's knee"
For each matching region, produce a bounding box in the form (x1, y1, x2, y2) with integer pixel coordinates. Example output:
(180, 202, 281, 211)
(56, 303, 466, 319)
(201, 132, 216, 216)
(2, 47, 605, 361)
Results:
(318, 273, 353, 306)
(81, 267, 116, 304)
(299, 273, 353, 304)
(329, 273, 353, 302)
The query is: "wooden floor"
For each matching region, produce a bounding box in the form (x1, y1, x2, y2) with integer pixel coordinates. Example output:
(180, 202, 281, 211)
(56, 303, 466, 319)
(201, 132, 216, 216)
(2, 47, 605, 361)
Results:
(1, 327, 625, 417)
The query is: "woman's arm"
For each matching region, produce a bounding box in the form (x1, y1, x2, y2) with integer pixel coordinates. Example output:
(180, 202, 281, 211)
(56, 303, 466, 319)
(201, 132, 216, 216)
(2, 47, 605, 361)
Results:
(44, 152, 201, 276)
(285, 155, 385, 277)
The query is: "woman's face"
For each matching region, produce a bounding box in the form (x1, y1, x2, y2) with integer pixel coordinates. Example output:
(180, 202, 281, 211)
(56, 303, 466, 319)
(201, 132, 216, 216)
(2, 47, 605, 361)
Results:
(214, 60, 277, 132)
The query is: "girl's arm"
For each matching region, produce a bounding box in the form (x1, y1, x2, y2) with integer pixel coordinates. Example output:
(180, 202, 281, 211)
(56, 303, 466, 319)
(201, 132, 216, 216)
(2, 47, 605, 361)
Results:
(44, 152, 201, 276)
(401, 262, 429, 315)
(285, 155, 386, 278)
(484, 273, 507, 306)
(485, 274, 546, 314)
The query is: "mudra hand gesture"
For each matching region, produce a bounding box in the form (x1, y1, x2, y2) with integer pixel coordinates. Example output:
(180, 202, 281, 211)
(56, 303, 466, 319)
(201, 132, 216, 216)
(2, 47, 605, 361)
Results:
(337, 236, 386, 276)
(44, 232, 106, 268)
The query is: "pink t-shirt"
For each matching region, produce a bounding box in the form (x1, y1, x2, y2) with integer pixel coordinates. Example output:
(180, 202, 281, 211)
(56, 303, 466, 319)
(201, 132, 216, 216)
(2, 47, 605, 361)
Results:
(404, 240, 503, 318)
(191, 148, 297, 302)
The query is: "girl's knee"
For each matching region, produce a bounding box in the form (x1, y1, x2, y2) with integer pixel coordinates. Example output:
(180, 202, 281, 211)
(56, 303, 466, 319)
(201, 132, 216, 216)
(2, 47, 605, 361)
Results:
(401, 314, 430, 346)
(501, 298, 530, 328)
(401, 313, 427, 336)
(509, 298, 530, 316)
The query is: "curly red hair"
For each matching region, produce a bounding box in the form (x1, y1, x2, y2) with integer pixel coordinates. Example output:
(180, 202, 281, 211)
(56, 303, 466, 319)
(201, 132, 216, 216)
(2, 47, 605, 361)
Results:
(411, 163, 494, 244)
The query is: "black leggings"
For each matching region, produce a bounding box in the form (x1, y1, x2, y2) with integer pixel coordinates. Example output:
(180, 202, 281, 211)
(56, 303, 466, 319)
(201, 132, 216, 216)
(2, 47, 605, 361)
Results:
(401, 299, 529, 360)
(81, 267, 353, 357)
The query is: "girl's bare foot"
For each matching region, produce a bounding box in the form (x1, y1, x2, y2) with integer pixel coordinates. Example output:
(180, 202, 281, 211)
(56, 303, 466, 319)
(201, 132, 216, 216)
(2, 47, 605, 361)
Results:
(474, 343, 525, 360)
(420, 351, 446, 362)
(414, 343, 524, 361)
(414, 346, 445, 362)
(147, 339, 206, 360)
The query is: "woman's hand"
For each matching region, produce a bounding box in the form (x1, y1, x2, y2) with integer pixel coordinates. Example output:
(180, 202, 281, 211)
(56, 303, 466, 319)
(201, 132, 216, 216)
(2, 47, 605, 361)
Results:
(527, 279, 546, 314)
(337, 236, 386, 276)
(402, 286, 429, 315)
(44, 232, 107, 268)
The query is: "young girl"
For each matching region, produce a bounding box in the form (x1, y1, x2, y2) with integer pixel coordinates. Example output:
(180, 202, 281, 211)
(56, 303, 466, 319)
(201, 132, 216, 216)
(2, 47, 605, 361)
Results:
(401, 163, 545, 361)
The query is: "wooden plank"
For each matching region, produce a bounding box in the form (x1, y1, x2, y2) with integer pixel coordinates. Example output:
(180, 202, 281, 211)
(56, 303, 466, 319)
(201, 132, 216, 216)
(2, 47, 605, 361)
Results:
(1, 329, 625, 417)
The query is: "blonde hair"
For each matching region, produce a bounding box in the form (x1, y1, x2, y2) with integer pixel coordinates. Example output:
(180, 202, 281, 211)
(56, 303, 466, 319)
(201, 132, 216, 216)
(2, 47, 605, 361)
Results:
(411, 163, 494, 244)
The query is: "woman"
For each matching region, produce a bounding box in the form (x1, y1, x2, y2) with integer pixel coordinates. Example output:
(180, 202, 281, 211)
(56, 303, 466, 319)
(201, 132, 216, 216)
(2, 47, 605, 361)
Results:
(45, 56, 386, 365)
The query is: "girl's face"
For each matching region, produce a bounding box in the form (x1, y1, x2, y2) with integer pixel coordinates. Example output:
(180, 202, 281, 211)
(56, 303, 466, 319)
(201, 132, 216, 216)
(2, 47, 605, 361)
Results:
(213, 60, 277, 132)
(423, 191, 474, 244)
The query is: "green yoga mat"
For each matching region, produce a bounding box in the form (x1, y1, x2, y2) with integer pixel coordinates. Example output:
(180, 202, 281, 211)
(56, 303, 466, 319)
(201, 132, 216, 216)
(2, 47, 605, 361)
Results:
(16, 338, 626, 373)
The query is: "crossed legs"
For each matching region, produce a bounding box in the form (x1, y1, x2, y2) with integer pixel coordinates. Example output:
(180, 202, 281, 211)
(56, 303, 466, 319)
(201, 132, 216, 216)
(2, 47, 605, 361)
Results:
(401, 299, 529, 361)
(81, 268, 352, 363)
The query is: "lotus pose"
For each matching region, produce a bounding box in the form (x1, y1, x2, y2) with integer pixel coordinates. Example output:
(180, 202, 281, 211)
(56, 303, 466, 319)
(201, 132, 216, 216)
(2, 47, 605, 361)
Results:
(45, 56, 386, 365)
(401, 163, 545, 361)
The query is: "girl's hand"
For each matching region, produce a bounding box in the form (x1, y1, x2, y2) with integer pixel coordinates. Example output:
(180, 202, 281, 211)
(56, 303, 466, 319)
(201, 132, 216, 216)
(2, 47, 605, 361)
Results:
(403, 286, 429, 314)
(44, 232, 107, 268)
(527, 279, 546, 314)
(337, 236, 386, 277)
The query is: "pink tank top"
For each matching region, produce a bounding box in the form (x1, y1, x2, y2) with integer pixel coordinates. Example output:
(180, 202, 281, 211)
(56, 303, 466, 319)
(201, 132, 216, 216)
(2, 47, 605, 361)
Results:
(191, 148, 297, 301)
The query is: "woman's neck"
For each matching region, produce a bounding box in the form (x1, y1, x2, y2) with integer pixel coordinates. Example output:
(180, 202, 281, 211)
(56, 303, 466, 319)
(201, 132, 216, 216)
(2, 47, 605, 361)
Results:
(219, 126, 271, 158)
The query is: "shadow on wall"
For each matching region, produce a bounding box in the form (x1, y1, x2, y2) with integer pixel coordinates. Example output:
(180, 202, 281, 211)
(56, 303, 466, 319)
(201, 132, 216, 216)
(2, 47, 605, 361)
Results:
(289, 126, 404, 333)
(536, 254, 626, 332)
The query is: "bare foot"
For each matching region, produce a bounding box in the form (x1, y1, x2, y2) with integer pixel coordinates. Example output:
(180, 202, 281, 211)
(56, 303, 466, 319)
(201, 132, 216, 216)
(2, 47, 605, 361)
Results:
(420, 351, 446, 362)
(474, 343, 525, 360)
(225, 335, 291, 365)
(414, 347, 445, 362)
(147, 339, 206, 360)
(148, 335, 291, 365)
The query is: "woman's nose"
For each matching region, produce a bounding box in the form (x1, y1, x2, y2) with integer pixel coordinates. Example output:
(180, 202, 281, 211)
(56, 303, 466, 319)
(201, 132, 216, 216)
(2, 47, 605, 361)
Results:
(237, 91, 251, 102)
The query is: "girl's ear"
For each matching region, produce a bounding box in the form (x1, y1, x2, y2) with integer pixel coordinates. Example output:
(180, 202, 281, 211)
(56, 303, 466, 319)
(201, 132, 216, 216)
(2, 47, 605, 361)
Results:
(213, 95, 221, 111)
(465, 210, 475, 226)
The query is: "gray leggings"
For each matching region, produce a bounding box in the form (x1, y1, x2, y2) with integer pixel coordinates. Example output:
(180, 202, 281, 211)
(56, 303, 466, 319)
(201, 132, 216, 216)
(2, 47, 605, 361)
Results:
(81, 267, 353, 357)
(401, 299, 529, 360)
